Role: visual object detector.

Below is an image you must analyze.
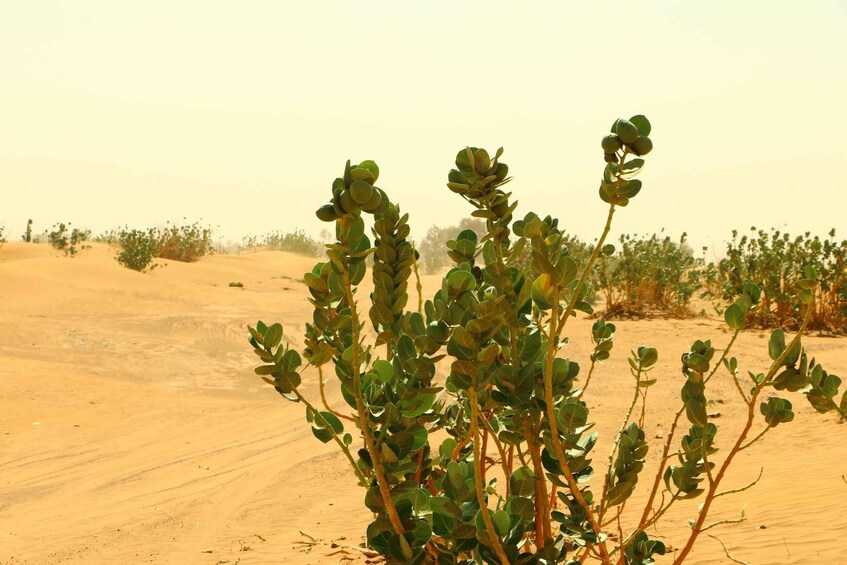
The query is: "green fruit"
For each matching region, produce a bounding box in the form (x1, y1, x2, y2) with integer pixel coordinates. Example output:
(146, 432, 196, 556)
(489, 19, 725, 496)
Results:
(316, 204, 340, 222)
(531, 273, 557, 310)
(615, 119, 639, 144)
(601, 134, 622, 153)
(494, 162, 509, 182)
(630, 136, 653, 156)
(361, 187, 383, 212)
(426, 321, 450, 342)
(349, 179, 375, 205)
(338, 190, 358, 214)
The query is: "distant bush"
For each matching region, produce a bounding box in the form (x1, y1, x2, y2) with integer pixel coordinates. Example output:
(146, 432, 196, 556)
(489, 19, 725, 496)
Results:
(48, 222, 92, 257)
(597, 232, 702, 317)
(417, 217, 486, 273)
(116, 228, 160, 272)
(229, 281, 244, 288)
(155, 220, 214, 262)
(93, 228, 119, 245)
(241, 229, 322, 256)
(717, 227, 847, 332)
(0, 225, 6, 252)
(21, 219, 33, 243)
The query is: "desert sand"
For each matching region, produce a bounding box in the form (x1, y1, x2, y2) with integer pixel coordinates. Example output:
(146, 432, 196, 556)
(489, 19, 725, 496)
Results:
(1, 242, 845, 564)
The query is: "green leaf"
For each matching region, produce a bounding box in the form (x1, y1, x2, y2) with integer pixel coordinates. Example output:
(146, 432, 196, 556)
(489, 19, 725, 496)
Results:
(724, 303, 747, 330)
(491, 510, 510, 537)
(606, 481, 635, 506)
(264, 323, 283, 349)
(629, 115, 651, 136)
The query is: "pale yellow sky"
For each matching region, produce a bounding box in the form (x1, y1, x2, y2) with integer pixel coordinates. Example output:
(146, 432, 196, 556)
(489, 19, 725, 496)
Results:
(2, 1, 846, 254)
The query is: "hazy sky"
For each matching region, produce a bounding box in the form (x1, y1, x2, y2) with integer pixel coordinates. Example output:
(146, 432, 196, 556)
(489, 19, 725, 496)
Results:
(2, 1, 846, 255)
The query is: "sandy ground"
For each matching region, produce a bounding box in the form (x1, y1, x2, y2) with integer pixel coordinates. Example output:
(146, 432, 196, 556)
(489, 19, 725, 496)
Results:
(1, 242, 845, 564)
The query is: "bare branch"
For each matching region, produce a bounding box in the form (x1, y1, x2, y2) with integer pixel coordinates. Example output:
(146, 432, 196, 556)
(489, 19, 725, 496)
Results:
(715, 468, 764, 499)
(707, 534, 750, 565)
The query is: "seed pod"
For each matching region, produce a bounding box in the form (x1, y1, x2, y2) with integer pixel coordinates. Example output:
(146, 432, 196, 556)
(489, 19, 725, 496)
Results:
(601, 134, 623, 153)
(630, 136, 653, 156)
(316, 204, 340, 222)
(615, 119, 639, 144)
(338, 190, 358, 214)
(350, 179, 375, 205)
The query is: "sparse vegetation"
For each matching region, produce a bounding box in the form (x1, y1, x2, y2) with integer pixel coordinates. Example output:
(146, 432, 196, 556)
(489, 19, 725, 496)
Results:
(715, 227, 847, 333)
(48, 222, 91, 257)
(229, 281, 244, 288)
(241, 229, 322, 256)
(0, 225, 6, 252)
(155, 220, 215, 262)
(597, 232, 702, 318)
(247, 116, 844, 564)
(417, 218, 486, 273)
(116, 228, 160, 272)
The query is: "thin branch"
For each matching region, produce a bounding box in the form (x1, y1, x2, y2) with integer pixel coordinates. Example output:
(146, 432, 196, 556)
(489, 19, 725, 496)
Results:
(707, 535, 750, 565)
(715, 468, 764, 499)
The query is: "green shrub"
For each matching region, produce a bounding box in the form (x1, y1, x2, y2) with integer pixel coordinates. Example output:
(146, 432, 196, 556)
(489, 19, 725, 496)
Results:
(263, 228, 322, 256)
(247, 116, 843, 564)
(155, 220, 214, 262)
(717, 227, 847, 332)
(597, 232, 702, 317)
(116, 228, 160, 271)
(48, 222, 91, 257)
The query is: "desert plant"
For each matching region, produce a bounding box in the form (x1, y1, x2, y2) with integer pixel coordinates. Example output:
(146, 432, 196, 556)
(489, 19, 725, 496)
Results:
(264, 228, 322, 256)
(0, 224, 6, 252)
(48, 222, 91, 257)
(418, 218, 486, 273)
(116, 227, 160, 271)
(248, 116, 844, 564)
(229, 281, 244, 288)
(155, 220, 214, 262)
(717, 227, 847, 332)
(21, 219, 33, 243)
(596, 232, 702, 318)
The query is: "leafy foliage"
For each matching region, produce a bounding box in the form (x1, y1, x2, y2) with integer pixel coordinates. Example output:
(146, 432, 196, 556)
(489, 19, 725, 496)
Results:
(716, 227, 847, 332)
(48, 222, 92, 257)
(596, 232, 702, 317)
(154, 220, 214, 262)
(242, 228, 322, 256)
(248, 115, 843, 564)
(417, 218, 486, 273)
(116, 228, 160, 272)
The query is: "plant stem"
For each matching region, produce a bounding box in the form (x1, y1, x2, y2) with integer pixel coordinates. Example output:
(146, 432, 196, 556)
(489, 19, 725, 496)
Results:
(543, 293, 611, 563)
(600, 367, 643, 520)
(342, 269, 405, 536)
(470, 386, 510, 565)
(672, 307, 811, 563)
(317, 366, 355, 422)
(557, 205, 617, 334)
(522, 419, 551, 543)
(411, 242, 423, 314)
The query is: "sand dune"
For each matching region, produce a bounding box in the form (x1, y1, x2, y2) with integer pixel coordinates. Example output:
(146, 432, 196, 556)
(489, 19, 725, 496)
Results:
(1, 242, 845, 564)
